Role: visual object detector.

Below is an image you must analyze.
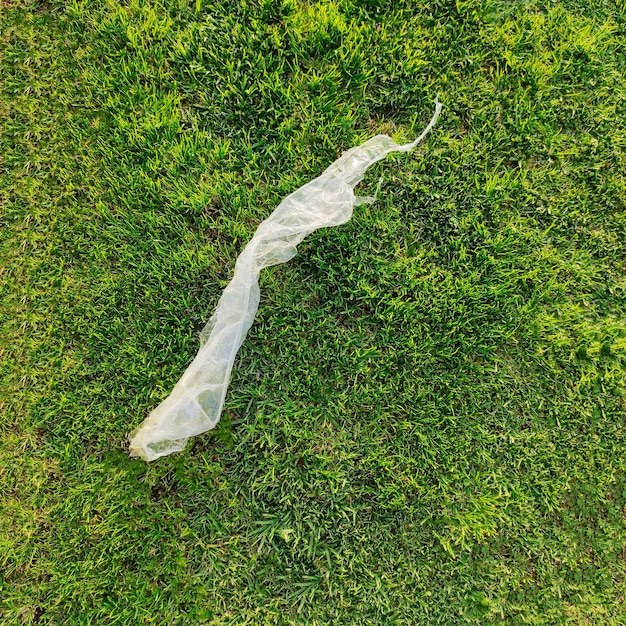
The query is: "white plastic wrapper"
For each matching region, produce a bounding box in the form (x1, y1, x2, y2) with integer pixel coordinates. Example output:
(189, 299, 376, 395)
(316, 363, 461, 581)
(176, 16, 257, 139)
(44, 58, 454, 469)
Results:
(129, 100, 442, 461)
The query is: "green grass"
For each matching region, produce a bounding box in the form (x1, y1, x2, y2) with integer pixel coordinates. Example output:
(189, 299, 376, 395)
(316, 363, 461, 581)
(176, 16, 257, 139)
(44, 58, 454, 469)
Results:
(1, 0, 626, 623)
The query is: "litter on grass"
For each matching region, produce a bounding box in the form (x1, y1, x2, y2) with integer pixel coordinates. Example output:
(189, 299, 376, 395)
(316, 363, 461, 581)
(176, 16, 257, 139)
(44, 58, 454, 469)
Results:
(129, 99, 442, 461)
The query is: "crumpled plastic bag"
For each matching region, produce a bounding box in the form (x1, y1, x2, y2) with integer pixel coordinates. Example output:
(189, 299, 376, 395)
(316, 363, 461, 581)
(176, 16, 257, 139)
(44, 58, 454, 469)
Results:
(129, 100, 442, 461)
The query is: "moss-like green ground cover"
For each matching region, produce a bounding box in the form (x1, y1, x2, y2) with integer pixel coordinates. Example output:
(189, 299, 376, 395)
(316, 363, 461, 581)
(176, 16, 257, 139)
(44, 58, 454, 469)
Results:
(1, 1, 625, 623)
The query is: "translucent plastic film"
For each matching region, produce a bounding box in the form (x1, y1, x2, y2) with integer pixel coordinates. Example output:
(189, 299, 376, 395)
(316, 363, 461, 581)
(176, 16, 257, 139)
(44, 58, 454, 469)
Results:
(129, 100, 442, 461)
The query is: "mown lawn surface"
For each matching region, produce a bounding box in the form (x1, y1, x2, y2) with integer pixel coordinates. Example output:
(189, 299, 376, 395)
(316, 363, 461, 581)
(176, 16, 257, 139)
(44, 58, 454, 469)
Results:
(1, 0, 625, 623)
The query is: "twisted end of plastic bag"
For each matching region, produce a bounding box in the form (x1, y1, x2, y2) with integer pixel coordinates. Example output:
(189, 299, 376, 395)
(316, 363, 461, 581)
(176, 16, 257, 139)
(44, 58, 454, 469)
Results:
(129, 99, 442, 461)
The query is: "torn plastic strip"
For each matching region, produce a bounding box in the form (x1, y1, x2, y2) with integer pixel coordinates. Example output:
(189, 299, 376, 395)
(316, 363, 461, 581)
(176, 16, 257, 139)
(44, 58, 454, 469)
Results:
(129, 99, 442, 461)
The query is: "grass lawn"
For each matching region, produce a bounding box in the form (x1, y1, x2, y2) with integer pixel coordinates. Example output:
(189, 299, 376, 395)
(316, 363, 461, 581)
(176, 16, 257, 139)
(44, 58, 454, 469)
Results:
(1, 0, 626, 623)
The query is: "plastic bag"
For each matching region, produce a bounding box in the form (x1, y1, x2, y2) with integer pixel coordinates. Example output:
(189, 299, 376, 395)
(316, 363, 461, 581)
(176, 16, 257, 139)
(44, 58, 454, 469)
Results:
(129, 100, 442, 461)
